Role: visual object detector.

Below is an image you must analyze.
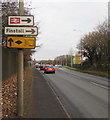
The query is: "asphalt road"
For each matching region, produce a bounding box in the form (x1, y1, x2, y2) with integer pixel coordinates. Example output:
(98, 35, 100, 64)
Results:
(40, 67, 108, 118)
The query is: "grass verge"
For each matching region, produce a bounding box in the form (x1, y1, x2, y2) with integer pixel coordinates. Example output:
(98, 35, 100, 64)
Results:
(63, 66, 109, 78)
(23, 67, 33, 117)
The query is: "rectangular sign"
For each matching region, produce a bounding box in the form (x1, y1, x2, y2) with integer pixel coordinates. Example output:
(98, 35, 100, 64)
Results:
(7, 36, 36, 49)
(8, 16, 34, 26)
(5, 27, 38, 36)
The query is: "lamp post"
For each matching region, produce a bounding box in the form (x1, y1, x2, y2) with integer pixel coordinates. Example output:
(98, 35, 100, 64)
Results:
(65, 55, 67, 66)
(68, 47, 73, 67)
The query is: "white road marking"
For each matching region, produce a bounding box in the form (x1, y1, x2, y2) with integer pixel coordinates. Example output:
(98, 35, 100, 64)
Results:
(46, 80, 71, 119)
(90, 82, 109, 90)
(59, 68, 109, 90)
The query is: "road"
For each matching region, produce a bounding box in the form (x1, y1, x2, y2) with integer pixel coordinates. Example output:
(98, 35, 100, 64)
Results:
(39, 67, 108, 118)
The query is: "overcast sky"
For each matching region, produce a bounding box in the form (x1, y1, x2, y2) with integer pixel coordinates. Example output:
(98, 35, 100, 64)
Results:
(25, 0, 108, 60)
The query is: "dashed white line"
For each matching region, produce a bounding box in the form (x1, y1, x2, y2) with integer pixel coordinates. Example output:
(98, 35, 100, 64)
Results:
(59, 68, 109, 90)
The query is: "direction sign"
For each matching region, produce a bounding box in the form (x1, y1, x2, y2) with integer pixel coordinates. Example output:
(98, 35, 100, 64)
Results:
(7, 36, 36, 49)
(5, 27, 38, 36)
(8, 16, 34, 26)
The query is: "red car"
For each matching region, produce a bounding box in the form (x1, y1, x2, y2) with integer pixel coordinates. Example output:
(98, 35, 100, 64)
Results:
(44, 66, 56, 73)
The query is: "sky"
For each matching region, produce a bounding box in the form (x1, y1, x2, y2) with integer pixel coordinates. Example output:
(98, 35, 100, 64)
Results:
(24, 0, 108, 60)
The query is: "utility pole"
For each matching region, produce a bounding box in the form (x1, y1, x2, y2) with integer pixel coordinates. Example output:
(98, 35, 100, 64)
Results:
(61, 57, 62, 65)
(65, 55, 67, 66)
(17, 0, 24, 117)
(71, 55, 73, 67)
(69, 48, 73, 67)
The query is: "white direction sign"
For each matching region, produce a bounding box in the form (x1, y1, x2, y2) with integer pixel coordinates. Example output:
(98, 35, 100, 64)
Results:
(8, 16, 34, 26)
(5, 27, 38, 36)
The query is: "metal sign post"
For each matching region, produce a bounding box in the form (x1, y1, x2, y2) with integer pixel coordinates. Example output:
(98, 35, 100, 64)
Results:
(17, 0, 24, 117)
(4, 0, 37, 116)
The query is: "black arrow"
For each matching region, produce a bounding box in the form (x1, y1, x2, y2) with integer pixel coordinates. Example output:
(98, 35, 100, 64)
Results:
(15, 40, 22, 45)
(8, 38, 13, 47)
(22, 18, 31, 23)
(26, 29, 35, 34)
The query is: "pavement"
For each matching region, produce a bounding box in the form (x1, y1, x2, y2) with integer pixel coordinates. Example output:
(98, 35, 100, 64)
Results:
(28, 67, 68, 118)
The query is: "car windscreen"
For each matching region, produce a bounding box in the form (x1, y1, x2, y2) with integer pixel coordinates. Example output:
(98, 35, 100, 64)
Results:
(45, 66, 54, 68)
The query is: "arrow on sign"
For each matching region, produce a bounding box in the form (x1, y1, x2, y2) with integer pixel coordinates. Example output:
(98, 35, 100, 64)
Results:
(5, 27, 38, 35)
(22, 18, 31, 23)
(8, 38, 13, 46)
(7, 36, 36, 48)
(26, 29, 35, 34)
(15, 40, 22, 45)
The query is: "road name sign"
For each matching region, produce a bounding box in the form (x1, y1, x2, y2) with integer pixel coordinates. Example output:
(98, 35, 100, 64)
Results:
(5, 27, 38, 36)
(8, 16, 34, 26)
(7, 36, 36, 49)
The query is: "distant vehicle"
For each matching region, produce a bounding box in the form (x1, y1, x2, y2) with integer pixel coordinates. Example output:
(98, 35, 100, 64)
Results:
(57, 65, 62, 68)
(44, 66, 56, 73)
(39, 64, 44, 70)
(55, 64, 58, 67)
(59, 65, 62, 68)
(35, 63, 40, 68)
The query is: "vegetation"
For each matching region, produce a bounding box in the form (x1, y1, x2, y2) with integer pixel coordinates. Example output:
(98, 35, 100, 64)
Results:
(77, 20, 109, 72)
(52, 20, 109, 73)
(2, 1, 36, 70)
(23, 67, 33, 117)
(1, 1, 36, 118)
(2, 74, 17, 118)
(54, 55, 73, 66)
(63, 66, 108, 78)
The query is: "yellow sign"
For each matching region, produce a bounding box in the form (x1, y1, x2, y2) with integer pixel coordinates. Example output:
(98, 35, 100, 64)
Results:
(73, 55, 82, 64)
(7, 36, 36, 49)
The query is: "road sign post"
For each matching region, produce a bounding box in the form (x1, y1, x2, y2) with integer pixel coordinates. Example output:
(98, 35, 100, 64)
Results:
(5, 0, 37, 117)
(17, 0, 24, 117)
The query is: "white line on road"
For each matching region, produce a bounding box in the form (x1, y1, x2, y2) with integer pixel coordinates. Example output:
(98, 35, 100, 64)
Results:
(59, 68, 109, 90)
(90, 82, 109, 90)
(46, 79, 71, 119)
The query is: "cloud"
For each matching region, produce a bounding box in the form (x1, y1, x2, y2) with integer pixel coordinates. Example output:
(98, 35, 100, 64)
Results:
(31, 2, 107, 60)
(28, 0, 109, 3)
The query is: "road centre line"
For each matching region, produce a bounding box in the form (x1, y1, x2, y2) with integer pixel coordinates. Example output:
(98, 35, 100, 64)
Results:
(59, 68, 109, 90)
(90, 82, 108, 90)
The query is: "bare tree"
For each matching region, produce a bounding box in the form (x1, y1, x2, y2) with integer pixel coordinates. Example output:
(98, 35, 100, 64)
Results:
(77, 20, 108, 66)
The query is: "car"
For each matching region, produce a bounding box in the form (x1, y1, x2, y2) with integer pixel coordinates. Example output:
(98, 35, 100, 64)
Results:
(58, 65, 62, 68)
(35, 63, 40, 68)
(44, 66, 56, 73)
(39, 64, 44, 70)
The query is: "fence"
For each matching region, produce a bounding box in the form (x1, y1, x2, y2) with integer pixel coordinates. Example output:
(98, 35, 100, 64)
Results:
(2, 47, 18, 81)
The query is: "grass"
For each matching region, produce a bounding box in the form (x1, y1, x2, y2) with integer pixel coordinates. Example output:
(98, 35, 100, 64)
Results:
(23, 67, 33, 117)
(63, 66, 109, 78)
(83, 70, 109, 78)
